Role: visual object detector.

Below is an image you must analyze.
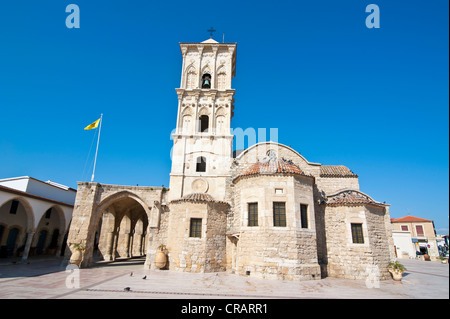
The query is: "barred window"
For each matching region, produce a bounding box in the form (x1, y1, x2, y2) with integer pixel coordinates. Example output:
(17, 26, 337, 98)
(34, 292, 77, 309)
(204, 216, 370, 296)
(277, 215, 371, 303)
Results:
(300, 204, 308, 229)
(351, 223, 364, 244)
(248, 203, 258, 227)
(273, 202, 286, 227)
(190, 218, 202, 238)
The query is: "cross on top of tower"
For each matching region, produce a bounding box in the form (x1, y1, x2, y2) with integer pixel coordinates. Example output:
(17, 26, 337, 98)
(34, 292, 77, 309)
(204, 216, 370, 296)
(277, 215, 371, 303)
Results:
(207, 27, 216, 38)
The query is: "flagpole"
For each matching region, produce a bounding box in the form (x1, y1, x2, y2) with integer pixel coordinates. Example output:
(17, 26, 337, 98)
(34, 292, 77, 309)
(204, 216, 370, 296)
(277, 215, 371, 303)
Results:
(91, 113, 103, 182)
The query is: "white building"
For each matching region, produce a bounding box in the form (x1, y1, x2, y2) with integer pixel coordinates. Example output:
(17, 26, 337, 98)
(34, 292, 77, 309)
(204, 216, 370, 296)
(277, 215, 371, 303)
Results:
(392, 230, 416, 259)
(0, 176, 75, 261)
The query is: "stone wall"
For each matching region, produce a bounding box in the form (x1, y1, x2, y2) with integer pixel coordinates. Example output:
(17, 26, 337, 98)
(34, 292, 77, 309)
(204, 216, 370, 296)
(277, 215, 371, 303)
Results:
(66, 182, 166, 267)
(166, 200, 228, 273)
(316, 176, 360, 194)
(235, 229, 321, 281)
(323, 204, 393, 280)
(145, 205, 170, 269)
(231, 173, 320, 280)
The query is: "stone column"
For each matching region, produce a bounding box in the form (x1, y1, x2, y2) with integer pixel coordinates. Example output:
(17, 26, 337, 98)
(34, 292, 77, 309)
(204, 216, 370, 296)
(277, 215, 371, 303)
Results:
(98, 208, 116, 261)
(66, 182, 101, 267)
(102, 231, 115, 261)
(21, 231, 35, 262)
(128, 231, 134, 258)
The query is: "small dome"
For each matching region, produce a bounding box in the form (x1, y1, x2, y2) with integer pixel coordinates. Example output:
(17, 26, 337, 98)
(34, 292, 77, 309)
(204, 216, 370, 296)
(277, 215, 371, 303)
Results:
(182, 193, 215, 202)
(325, 189, 386, 207)
(236, 153, 306, 180)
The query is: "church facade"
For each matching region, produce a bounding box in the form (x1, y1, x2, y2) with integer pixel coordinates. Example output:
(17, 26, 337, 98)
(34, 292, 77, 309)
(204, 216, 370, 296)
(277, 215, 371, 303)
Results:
(67, 38, 396, 281)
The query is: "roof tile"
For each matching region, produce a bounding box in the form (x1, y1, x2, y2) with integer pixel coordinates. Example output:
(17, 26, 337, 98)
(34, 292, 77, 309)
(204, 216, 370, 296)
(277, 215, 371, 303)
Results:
(326, 189, 385, 207)
(391, 215, 433, 223)
(238, 155, 306, 179)
(320, 165, 358, 177)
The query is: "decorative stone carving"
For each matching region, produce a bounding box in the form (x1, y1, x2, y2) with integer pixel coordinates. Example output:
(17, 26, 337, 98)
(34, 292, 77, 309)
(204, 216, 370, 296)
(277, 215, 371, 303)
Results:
(191, 178, 209, 193)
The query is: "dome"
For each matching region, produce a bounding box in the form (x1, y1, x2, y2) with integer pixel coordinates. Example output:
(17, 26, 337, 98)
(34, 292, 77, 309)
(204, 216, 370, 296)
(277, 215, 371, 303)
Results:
(181, 193, 215, 202)
(325, 189, 386, 207)
(235, 153, 307, 181)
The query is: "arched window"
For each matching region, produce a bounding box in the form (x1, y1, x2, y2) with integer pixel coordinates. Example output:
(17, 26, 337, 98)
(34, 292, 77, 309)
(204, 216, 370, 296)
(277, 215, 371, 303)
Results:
(6, 228, 20, 257)
(216, 115, 225, 134)
(185, 65, 197, 89)
(196, 156, 206, 172)
(182, 115, 192, 134)
(187, 71, 196, 89)
(0, 225, 4, 245)
(199, 115, 209, 133)
(36, 229, 48, 255)
(202, 73, 211, 88)
(49, 229, 60, 249)
(217, 73, 226, 89)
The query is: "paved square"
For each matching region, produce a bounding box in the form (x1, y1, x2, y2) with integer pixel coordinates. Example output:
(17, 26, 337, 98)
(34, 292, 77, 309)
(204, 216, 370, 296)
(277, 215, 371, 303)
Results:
(0, 257, 448, 299)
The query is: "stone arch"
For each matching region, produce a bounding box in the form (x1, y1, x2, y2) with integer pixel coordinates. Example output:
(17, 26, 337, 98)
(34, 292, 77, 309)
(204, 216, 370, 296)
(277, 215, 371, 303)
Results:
(201, 64, 212, 77)
(215, 115, 226, 135)
(181, 107, 194, 134)
(216, 65, 227, 89)
(34, 205, 65, 255)
(215, 107, 226, 117)
(215, 107, 227, 134)
(0, 196, 35, 233)
(198, 106, 210, 116)
(185, 65, 197, 89)
(88, 191, 151, 263)
(95, 191, 152, 226)
(0, 197, 35, 258)
(4, 226, 22, 258)
(182, 106, 194, 117)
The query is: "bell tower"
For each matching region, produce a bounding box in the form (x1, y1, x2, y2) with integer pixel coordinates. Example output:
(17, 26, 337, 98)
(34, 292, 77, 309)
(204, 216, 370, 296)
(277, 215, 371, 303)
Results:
(169, 38, 237, 202)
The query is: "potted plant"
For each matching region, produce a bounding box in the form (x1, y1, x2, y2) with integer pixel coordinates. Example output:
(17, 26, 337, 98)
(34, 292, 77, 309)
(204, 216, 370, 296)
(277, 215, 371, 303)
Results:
(388, 261, 406, 281)
(69, 243, 85, 267)
(439, 255, 448, 264)
(155, 244, 167, 269)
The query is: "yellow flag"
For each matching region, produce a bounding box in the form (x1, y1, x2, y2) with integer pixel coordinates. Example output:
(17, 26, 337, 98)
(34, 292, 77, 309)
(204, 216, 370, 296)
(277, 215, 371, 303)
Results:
(84, 118, 100, 130)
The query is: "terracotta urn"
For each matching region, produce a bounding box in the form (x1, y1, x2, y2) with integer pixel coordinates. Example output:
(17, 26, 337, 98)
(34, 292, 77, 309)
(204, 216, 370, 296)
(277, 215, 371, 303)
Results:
(155, 245, 167, 269)
(388, 269, 404, 281)
(70, 249, 83, 267)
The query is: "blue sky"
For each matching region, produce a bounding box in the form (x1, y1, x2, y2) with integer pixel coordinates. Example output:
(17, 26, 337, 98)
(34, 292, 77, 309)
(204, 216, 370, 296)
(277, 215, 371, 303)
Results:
(0, 1, 448, 234)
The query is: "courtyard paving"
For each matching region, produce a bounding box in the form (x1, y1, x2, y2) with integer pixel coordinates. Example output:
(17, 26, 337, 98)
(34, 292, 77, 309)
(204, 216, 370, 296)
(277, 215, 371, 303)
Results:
(0, 257, 448, 299)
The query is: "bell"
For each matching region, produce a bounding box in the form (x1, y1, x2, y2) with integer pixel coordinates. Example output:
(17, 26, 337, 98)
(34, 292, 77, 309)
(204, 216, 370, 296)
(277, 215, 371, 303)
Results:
(203, 79, 211, 88)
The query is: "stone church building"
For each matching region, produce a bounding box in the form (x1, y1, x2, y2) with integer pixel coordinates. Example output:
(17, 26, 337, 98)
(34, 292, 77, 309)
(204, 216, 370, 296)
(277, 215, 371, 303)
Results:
(67, 38, 396, 281)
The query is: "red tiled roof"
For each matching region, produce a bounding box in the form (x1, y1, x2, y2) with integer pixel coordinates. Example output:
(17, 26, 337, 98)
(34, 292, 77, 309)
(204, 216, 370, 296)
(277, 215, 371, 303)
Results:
(391, 215, 433, 223)
(320, 165, 358, 177)
(237, 157, 306, 180)
(170, 193, 229, 205)
(325, 189, 385, 207)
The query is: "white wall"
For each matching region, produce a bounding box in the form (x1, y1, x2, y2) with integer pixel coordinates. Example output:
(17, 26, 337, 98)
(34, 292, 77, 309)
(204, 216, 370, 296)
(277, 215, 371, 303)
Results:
(392, 230, 416, 259)
(0, 177, 76, 205)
